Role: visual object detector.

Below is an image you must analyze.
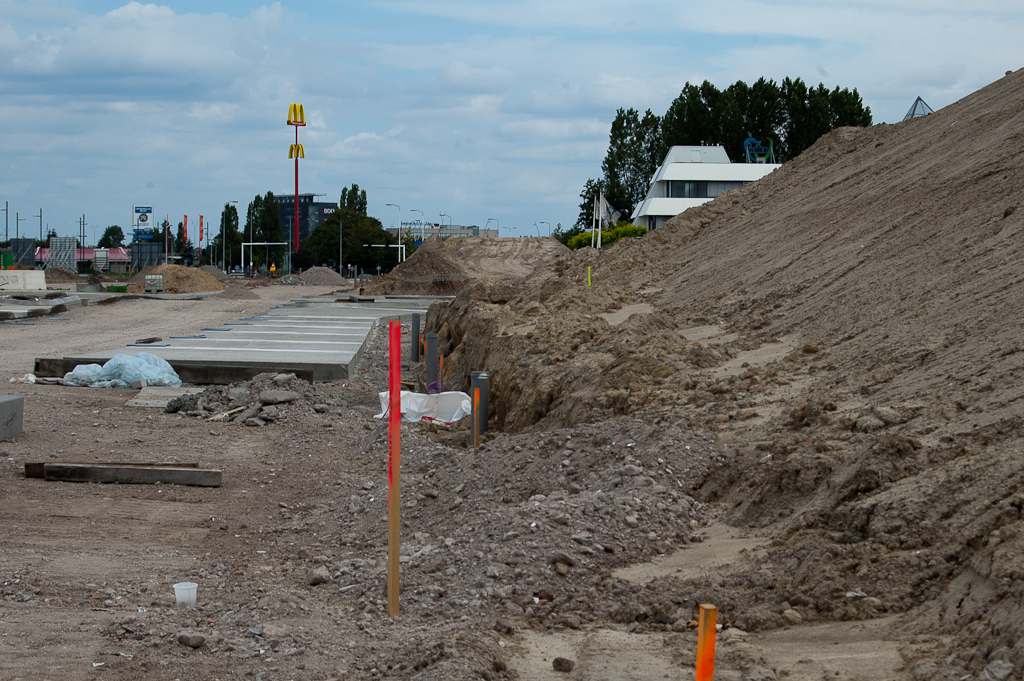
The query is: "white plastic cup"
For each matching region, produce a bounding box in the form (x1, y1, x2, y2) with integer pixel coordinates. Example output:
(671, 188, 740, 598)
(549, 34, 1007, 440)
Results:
(173, 582, 198, 609)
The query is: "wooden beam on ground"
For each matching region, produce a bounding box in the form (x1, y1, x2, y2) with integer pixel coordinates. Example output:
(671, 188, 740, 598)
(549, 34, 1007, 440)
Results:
(24, 461, 200, 478)
(28, 462, 220, 487)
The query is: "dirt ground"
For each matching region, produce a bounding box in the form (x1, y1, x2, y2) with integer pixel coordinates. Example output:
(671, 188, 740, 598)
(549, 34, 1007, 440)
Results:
(1, 285, 756, 681)
(411, 69, 1024, 681)
(4, 70, 1024, 681)
(367, 236, 568, 296)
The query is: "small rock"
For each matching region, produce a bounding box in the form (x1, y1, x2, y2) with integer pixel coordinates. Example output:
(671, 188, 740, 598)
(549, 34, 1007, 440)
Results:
(782, 609, 802, 625)
(260, 390, 300, 406)
(855, 414, 886, 433)
(567, 483, 583, 494)
(272, 373, 296, 385)
(554, 562, 570, 576)
(262, 624, 289, 639)
(176, 631, 205, 648)
(802, 343, 819, 354)
(306, 566, 332, 586)
(243, 417, 267, 427)
(873, 406, 903, 425)
(979, 660, 1015, 681)
(552, 657, 575, 673)
(621, 465, 643, 476)
(624, 515, 639, 528)
(550, 552, 576, 567)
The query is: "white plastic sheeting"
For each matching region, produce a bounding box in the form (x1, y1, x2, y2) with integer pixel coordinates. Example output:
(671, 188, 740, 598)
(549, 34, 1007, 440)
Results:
(374, 390, 472, 424)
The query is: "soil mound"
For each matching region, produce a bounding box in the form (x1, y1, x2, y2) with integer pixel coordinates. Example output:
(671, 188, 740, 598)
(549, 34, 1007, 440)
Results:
(44, 266, 79, 283)
(199, 265, 230, 282)
(368, 236, 568, 295)
(428, 69, 1024, 675)
(298, 266, 347, 287)
(126, 264, 226, 294)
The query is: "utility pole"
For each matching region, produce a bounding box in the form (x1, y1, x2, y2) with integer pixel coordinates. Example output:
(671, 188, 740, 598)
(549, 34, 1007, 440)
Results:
(34, 209, 42, 241)
(2, 201, 7, 241)
(79, 215, 87, 268)
(16, 211, 25, 239)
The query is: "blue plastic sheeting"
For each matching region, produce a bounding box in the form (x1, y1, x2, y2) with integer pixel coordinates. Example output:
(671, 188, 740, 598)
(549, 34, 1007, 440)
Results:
(63, 352, 182, 388)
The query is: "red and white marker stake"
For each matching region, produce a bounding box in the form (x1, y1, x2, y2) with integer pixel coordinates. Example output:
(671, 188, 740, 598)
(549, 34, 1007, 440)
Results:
(387, 321, 402, 617)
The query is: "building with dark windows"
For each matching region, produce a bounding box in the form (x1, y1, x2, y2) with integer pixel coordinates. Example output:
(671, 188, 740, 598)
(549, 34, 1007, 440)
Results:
(274, 194, 339, 244)
(631, 146, 780, 230)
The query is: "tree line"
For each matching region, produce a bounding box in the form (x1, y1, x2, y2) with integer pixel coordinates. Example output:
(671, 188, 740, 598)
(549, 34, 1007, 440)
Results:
(573, 77, 872, 230)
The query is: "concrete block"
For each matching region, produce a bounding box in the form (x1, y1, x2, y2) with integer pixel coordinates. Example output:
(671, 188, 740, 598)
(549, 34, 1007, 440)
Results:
(132, 379, 148, 389)
(0, 395, 25, 440)
(0, 271, 46, 291)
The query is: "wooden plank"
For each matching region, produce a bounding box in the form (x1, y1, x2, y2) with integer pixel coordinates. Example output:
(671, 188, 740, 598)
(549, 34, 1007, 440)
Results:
(41, 463, 221, 487)
(25, 461, 200, 478)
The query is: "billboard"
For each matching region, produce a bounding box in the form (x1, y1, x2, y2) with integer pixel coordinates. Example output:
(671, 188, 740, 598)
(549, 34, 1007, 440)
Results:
(134, 206, 155, 241)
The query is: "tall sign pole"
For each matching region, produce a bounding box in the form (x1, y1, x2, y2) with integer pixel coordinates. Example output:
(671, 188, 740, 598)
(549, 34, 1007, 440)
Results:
(287, 103, 306, 255)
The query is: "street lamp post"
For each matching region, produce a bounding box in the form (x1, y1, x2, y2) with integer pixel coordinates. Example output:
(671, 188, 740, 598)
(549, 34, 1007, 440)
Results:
(539, 221, 551, 236)
(386, 203, 401, 260)
(287, 103, 306, 258)
(409, 209, 422, 241)
(486, 217, 499, 235)
(439, 213, 451, 231)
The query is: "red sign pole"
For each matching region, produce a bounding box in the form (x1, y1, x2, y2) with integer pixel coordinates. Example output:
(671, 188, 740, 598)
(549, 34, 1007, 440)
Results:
(293, 123, 300, 253)
(387, 320, 402, 616)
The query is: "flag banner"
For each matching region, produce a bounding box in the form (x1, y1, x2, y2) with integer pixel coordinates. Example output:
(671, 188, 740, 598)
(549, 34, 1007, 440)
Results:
(184, 215, 188, 243)
(199, 215, 203, 243)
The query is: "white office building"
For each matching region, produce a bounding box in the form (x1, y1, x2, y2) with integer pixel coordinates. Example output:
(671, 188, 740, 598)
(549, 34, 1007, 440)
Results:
(631, 145, 780, 230)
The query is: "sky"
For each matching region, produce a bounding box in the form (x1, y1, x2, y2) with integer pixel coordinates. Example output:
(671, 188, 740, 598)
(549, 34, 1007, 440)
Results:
(1, 0, 1022, 244)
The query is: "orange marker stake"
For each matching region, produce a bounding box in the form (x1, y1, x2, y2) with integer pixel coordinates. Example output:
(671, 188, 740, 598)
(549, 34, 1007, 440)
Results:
(473, 388, 481, 448)
(387, 321, 402, 617)
(696, 604, 718, 681)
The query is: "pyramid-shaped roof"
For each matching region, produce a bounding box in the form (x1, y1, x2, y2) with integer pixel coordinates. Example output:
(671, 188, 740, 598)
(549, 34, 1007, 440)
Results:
(903, 96, 934, 121)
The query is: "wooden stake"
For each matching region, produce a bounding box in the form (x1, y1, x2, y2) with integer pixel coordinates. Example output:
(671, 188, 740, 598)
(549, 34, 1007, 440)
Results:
(696, 603, 718, 681)
(387, 321, 402, 617)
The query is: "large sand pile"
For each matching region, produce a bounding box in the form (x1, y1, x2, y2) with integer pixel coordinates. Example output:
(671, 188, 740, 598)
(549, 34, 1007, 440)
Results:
(126, 264, 226, 294)
(427, 69, 1024, 675)
(368, 236, 569, 295)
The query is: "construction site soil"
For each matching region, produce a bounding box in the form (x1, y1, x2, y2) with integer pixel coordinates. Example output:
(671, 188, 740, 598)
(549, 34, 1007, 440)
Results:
(126, 264, 226, 295)
(370, 237, 569, 296)
(0, 70, 1022, 681)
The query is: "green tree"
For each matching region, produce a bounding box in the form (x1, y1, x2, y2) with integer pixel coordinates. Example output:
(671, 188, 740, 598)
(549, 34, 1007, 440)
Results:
(341, 184, 367, 215)
(97, 225, 124, 249)
(600, 107, 661, 215)
(573, 178, 606, 231)
(243, 192, 286, 271)
(175, 221, 195, 264)
(303, 205, 396, 274)
(215, 203, 241, 269)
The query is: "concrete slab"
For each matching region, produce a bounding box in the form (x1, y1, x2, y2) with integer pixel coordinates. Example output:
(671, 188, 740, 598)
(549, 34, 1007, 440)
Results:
(63, 299, 431, 383)
(0, 295, 83, 320)
(126, 386, 205, 409)
(0, 271, 46, 291)
(1, 395, 25, 440)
